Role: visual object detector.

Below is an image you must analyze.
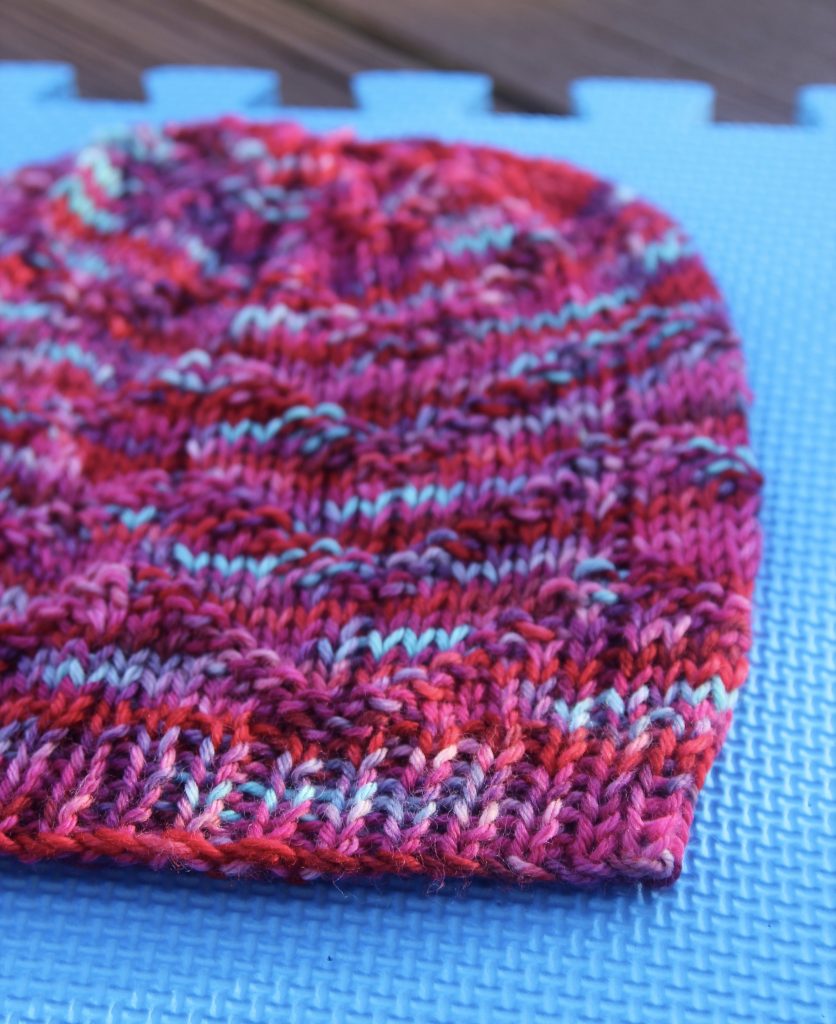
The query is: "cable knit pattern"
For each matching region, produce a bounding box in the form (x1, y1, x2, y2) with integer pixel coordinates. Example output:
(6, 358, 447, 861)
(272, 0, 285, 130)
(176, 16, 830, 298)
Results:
(0, 119, 761, 884)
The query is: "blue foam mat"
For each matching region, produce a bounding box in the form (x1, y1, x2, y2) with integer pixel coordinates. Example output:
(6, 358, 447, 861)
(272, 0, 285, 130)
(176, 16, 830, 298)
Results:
(0, 64, 834, 1024)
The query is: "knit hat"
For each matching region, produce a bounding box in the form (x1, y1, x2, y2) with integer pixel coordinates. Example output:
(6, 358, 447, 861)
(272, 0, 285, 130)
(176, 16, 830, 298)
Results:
(0, 119, 761, 885)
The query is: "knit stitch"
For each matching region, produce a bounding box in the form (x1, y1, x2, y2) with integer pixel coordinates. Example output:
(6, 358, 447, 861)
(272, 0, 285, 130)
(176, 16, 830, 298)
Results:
(0, 119, 761, 884)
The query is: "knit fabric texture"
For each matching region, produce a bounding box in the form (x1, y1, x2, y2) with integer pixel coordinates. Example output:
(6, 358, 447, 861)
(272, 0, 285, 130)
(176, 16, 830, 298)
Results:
(0, 119, 762, 885)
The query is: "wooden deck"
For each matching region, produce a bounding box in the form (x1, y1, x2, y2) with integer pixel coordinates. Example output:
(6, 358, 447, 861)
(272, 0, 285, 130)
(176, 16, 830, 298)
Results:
(2, 0, 834, 122)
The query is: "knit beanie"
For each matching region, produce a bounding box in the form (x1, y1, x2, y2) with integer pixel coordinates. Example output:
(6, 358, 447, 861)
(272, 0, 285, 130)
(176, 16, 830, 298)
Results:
(0, 119, 761, 885)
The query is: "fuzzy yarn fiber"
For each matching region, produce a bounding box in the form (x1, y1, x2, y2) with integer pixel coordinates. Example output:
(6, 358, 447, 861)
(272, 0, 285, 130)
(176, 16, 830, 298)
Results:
(0, 119, 762, 885)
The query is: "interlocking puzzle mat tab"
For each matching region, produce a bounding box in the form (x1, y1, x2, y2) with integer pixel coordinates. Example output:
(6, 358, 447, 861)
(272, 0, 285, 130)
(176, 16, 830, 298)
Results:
(0, 64, 834, 1024)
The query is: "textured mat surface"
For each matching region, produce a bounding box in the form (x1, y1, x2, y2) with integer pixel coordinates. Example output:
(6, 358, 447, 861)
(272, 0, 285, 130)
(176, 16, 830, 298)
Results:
(0, 64, 834, 1024)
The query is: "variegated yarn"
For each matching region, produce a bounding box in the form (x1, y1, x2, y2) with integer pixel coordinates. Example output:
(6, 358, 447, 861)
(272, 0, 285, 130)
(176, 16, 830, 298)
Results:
(0, 118, 762, 884)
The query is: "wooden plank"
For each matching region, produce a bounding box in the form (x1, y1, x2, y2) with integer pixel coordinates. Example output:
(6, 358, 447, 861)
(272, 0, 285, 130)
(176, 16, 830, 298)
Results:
(558, 0, 836, 110)
(2, 0, 832, 120)
(0, 1, 329, 104)
(191, 0, 423, 77)
(0, 0, 424, 106)
(296, 0, 835, 120)
(2, 2, 150, 99)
